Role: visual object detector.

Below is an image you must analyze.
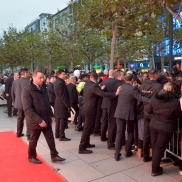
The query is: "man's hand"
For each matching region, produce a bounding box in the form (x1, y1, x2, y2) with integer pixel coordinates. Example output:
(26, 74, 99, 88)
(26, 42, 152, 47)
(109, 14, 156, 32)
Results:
(101, 85, 105, 90)
(39, 121, 47, 127)
(116, 86, 122, 95)
(6, 94, 9, 97)
(51, 117, 55, 124)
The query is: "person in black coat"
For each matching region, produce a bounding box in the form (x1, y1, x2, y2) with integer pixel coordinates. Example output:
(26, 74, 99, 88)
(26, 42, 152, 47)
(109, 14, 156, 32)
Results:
(67, 76, 79, 125)
(5, 73, 19, 117)
(78, 72, 121, 154)
(114, 73, 150, 161)
(47, 75, 56, 107)
(146, 82, 182, 176)
(22, 70, 65, 164)
(100, 70, 116, 143)
(54, 69, 71, 141)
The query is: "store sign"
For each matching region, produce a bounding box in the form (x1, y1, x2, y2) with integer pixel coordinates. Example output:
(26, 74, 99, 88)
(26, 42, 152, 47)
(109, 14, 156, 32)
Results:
(130, 62, 150, 69)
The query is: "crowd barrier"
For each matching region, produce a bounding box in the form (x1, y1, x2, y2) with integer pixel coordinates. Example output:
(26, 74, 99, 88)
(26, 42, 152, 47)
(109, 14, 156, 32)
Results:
(165, 119, 182, 160)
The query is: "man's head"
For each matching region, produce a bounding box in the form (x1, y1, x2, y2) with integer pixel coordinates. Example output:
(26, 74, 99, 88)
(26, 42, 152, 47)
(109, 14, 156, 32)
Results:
(13, 73, 19, 80)
(57, 69, 66, 80)
(69, 76, 76, 84)
(20, 68, 29, 78)
(109, 69, 116, 77)
(49, 75, 56, 83)
(79, 74, 88, 81)
(148, 69, 159, 80)
(177, 71, 182, 80)
(176, 62, 181, 69)
(90, 72, 98, 82)
(124, 73, 133, 83)
(32, 70, 44, 86)
(114, 71, 124, 81)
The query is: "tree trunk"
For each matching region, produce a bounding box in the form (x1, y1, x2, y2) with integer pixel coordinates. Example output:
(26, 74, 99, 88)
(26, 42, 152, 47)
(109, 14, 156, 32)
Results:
(70, 40, 74, 71)
(161, 43, 165, 73)
(110, 23, 117, 70)
(49, 55, 52, 73)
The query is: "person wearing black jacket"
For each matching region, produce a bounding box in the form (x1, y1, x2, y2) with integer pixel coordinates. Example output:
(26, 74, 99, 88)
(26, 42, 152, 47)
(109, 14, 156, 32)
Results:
(47, 75, 56, 107)
(78, 72, 121, 154)
(22, 70, 65, 164)
(100, 70, 116, 145)
(67, 76, 79, 125)
(140, 69, 162, 162)
(146, 82, 181, 176)
(54, 69, 71, 141)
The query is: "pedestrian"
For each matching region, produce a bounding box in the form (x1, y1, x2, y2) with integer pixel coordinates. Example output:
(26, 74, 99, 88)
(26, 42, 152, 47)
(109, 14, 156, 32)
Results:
(22, 70, 65, 164)
(47, 75, 56, 107)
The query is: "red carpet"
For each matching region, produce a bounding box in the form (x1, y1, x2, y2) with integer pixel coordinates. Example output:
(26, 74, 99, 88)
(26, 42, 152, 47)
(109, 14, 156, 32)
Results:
(0, 131, 67, 182)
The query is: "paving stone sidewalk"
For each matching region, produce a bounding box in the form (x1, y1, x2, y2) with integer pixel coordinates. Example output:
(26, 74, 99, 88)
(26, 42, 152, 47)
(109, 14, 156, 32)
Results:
(0, 106, 181, 182)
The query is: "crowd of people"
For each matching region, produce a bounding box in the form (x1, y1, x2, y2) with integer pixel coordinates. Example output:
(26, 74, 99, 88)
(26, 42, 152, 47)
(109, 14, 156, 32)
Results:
(1, 63, 182, 177)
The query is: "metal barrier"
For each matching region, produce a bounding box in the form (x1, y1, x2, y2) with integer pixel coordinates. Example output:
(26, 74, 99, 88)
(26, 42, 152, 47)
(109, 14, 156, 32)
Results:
(165, 119, 182, 160)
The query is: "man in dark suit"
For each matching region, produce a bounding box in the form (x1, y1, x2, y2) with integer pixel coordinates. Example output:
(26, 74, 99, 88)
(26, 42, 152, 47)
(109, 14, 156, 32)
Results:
(67, 76, 79, 125)
(22, 70, 65, 164)
(54, 69, 71, 141)
(47, 75, 56, 107)
(78, 72, 121, 154)
(114, 73, 150, 161)
(100, 70, 115, 143)
(5, 73, 19, 117)
(11, 68, 30, 138)
(106, 71, 124, 150)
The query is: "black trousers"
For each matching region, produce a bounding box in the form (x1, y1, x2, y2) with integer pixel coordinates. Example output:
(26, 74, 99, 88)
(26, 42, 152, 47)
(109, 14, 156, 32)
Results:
(107, 107, 117, 148)
(55, 118, 67, 138)
(28, 126, 58, 158)
(150, 127, 173, 173)
(93, 104, 102, 134)
(79, 114, 95, 150)
(101, 108, 108, 140)
(71, 104, 79, 124)
(6, 96, 12, 116)
(17, 109, 29, 136)
(143, 114, 151, 159)
(115, 118, 134, 155)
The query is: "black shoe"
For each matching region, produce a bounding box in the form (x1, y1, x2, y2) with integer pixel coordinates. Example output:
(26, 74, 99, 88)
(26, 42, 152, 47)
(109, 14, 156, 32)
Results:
(28, 158, 42, 164)
(8, 115, 12, 117)
(59, 137, 71, 141)
(78, 149, 93, 154)
(93, 133, 101, 136)
(115, 153, 122, 161)
(16, 133, 24, 137)
(108, 147, 115, 150)
(75, 127, 83, 131)
(4, 110, 8, 113)
(51, 155, 66, 163)
(143, 157, 152, 162)
(86, 144, 95, 148)
(65, 125, 69, 129)
(125, 151, 133, 157)
(151, 170, 163, 176)
(101, 138, 108, 142)
(13, 114, 18, 116)
(55, 136, 59, 139)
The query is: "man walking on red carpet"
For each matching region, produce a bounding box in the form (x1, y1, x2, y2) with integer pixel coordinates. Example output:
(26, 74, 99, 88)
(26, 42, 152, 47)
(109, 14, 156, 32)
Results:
(22, 70, 65, 164)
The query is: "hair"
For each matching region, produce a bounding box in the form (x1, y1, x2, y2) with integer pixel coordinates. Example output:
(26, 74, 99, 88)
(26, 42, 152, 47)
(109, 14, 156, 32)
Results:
(124, 73, 133, 81)
(90, 72, 98, 81)
(177, 71, 182, 79)
(56, 69, 65, 76)
(149, 69, 158, 75)
(20, 68, 29, 76)
(48, 75, 56, 80)
(157, 75, 168, 85)
(79, 74, 88, 80)
(69, 76, 76, 82)
(114, 71, 123, 79)
(32, 70, 42, 78)
(163, 82, 175, 93)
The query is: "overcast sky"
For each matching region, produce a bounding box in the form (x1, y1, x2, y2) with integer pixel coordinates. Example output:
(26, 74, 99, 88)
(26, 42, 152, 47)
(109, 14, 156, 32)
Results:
(0, 0, 68, 35)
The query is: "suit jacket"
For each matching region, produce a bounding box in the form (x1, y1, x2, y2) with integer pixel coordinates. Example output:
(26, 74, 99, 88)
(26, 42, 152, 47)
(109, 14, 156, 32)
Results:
(54, 77, 70, 118)
(47, 82, 56, 104)
(5, 77, 14, 96)
(83, 81, 116, 116)
(11, 77, 30, 110)
(100, 77, 115, 109)
(114, 83, 150, 120)
(67, 83, 78, 106)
